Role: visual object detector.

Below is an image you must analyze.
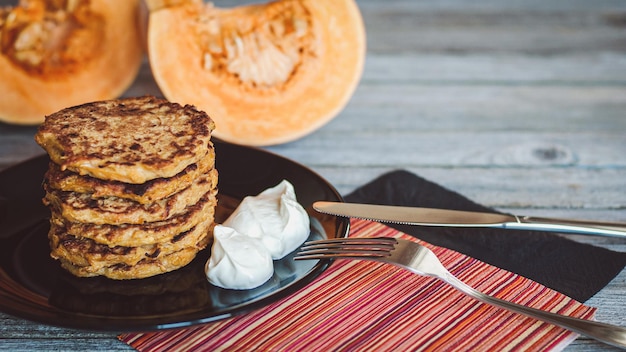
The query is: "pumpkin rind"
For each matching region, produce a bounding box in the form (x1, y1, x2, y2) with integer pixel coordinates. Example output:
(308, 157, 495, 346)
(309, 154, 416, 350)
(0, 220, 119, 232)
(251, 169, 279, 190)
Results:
(147, 0, 366, 146)
(0, 0, 144, 125)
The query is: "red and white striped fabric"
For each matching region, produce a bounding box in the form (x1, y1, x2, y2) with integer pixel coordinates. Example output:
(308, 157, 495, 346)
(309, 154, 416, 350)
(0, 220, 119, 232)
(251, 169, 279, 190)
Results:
(119, 219, 595, 351)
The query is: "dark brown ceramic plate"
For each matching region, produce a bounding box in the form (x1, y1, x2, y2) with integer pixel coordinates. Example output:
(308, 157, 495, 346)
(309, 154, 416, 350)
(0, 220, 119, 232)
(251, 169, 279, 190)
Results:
(0, 140, 349, 331)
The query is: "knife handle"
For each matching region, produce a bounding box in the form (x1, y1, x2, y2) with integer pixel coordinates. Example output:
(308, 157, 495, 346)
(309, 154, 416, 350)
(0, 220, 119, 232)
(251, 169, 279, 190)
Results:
(503, 216, 626, 238)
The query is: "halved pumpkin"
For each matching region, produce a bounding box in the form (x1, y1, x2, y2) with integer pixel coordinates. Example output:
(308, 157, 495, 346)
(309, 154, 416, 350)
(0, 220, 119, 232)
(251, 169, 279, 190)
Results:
(0, 0, 144, 125)
(147, 0, 366, 146)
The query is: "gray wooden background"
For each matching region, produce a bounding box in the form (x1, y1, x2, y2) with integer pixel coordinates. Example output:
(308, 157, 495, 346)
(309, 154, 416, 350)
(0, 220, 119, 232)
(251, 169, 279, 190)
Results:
(1, 0, 625, 350)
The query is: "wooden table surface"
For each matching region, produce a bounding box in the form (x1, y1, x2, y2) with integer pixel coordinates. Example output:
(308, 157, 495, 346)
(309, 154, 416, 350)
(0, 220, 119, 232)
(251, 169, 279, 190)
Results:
(1, 0, 625, 350)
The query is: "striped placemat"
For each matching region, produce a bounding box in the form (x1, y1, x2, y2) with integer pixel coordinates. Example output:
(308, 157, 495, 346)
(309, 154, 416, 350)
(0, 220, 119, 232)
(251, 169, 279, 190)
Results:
(119, 219, 596, 351)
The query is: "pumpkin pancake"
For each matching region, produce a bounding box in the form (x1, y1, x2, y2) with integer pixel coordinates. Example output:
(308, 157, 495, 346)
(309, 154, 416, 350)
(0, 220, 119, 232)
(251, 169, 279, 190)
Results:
(57, 245, 210, 280)
(50, 188, 217, 247)
(49, 216, 214, 272)
(43, 171, 217, 225)
(35, 96, 215, 184)
(44, 147, 216, 204)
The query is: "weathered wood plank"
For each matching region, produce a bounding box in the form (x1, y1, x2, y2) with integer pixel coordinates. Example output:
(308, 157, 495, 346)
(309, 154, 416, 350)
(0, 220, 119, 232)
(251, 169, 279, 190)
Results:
(362, 53, 626, 84)
(0, 134, 42, 167)
(0, 313, 130, 351)
(303, 166, 626, 210)
(270, 129, 626, 167)
(343, 84, 626, 131)
(356, 0, 626, 11)
(0, 338, 133, 352)
(0, 314, 116, 338)
(356, 0, 626, 54)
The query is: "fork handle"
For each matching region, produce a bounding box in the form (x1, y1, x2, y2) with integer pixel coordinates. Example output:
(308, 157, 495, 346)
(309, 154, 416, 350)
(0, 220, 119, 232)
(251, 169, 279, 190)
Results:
(444, 274, 626, 349)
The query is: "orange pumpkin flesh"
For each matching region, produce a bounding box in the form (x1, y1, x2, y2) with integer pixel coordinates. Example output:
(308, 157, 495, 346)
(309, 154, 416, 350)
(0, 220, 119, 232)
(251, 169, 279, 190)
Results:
(147, 0, 366, 146)
(0, 0, 144, 125)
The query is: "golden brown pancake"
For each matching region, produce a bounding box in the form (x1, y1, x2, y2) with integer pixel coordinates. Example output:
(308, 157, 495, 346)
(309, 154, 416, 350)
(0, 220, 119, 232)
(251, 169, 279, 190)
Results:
(59, 241, 208, 280)
(36, 96, 219, 280)
(49, 216, 214, 272)
(44, 172, 217, 225)
(50, 189, 217, 247)
(57, 245, 209, 280)
(35, 96, 215, 184)
(44, 147, 216, 204)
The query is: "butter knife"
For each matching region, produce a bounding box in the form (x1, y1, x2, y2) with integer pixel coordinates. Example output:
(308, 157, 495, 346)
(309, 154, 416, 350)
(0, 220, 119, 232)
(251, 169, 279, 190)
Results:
(313, 201, 626, 238)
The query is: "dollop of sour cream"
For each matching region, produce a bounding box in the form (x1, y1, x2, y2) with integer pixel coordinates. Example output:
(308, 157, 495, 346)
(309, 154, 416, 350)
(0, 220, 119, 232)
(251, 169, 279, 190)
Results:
(205, 225, 274, 290)
(223, 180, 310, 260)
(205, 180, 311, 290)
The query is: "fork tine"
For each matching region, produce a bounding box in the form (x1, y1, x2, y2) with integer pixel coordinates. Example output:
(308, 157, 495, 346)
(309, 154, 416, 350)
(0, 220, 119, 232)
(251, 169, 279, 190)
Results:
(295, 237, 397, 260)
(295, 248, 390, 259)
(302, 237, 397, 246)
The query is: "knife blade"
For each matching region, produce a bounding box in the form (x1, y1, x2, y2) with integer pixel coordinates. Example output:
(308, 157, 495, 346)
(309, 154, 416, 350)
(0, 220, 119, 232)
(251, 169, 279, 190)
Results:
(313, 201, 626, 238)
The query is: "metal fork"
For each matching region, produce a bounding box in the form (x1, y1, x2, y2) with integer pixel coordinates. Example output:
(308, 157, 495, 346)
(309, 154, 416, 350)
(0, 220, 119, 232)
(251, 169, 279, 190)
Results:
(295, 237, 626, 349)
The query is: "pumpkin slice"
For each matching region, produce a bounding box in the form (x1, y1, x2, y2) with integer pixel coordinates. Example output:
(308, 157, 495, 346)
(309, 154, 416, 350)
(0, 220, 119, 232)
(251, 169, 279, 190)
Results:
(147, 0, 365, 146)
(0, 0, 144, 125)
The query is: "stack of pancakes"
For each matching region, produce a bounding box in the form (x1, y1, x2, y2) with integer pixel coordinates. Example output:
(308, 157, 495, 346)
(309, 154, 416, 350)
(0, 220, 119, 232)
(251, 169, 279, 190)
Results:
(34, 96, 218, 280)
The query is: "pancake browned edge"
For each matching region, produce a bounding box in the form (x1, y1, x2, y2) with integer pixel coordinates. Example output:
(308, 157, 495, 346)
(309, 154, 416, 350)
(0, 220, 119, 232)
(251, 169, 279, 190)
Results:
(44, 146, 216, 204)
(58, 245, 211, 280)
(34, 96, 219, 280)
(49, 216, 215, 273)
(43, 169, 218, 225)
(50, 188, 218, 247)
(35, 96, 215, 184)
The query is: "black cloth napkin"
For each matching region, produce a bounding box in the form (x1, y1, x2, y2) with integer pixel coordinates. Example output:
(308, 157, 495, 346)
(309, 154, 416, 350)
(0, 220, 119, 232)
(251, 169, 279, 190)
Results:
(344, 170, 626, 303)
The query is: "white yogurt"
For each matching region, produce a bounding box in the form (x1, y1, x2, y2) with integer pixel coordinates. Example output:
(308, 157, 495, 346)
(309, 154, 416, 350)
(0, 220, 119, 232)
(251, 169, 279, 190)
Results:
(205, 225, 274, 290)
(205, 180, 310, 290)
(223, 180, 310, 260)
